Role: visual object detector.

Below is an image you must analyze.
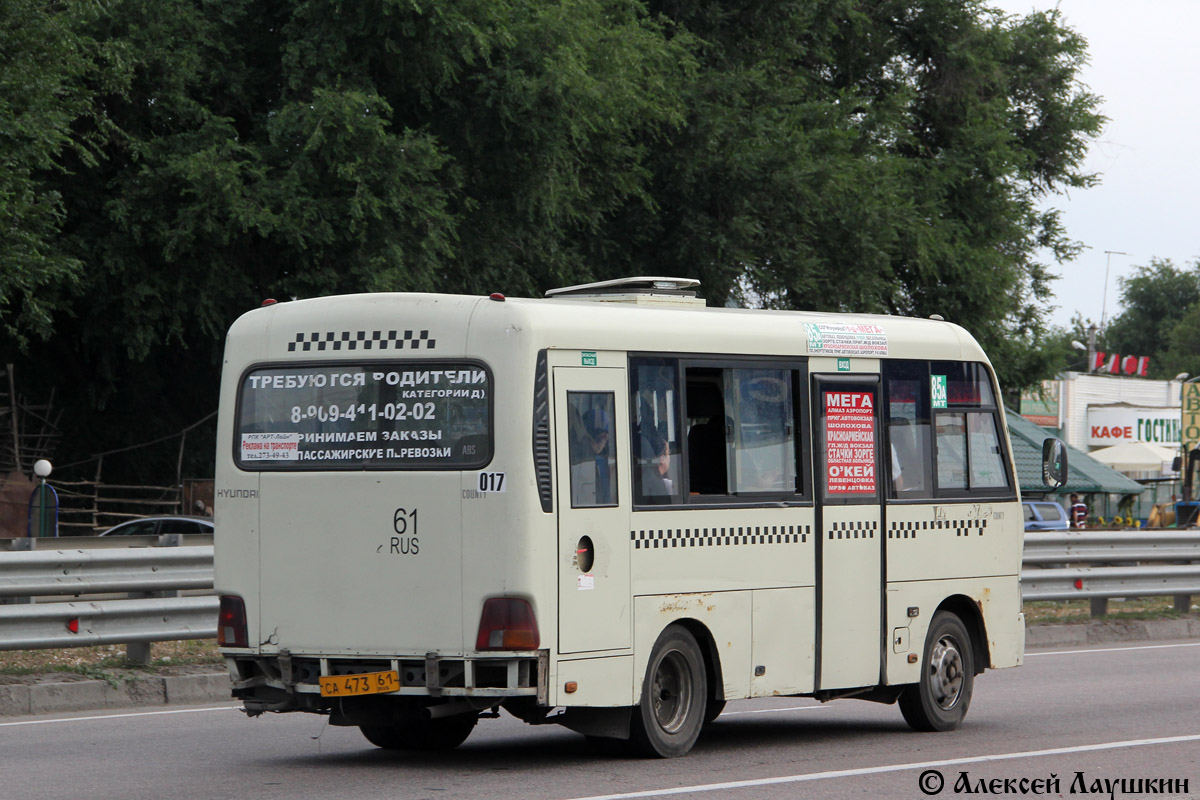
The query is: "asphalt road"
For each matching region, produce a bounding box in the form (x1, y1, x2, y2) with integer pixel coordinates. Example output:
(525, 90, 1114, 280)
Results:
(6, 640, 1199, 800)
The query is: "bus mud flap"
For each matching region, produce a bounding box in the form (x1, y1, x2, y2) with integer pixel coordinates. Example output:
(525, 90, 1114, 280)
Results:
(557, 707, 632, 740)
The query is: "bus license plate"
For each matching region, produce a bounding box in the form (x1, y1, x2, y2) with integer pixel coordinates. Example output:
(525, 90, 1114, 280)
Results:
(319, 670, 400, 697)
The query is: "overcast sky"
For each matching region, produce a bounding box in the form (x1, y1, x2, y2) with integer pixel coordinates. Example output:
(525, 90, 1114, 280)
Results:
(987, 0, 1200, 330)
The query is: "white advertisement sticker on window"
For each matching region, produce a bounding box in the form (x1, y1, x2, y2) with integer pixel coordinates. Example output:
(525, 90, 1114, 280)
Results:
(804, 323, 888, 357)
(241, 432, 301, 461)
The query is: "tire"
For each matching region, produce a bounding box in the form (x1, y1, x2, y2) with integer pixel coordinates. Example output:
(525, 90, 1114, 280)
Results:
(360, 713, 478, 751)
(899, 611, 975, 732)
(628, 625, 707, 758)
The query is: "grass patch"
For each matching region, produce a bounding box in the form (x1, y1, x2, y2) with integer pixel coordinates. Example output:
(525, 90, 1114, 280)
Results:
(0, 639, 222, 676)
(1023, 596, 1196, 625)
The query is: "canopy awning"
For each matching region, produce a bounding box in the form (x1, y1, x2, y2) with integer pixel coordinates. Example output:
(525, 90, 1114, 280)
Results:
(1087, 441, 1178, 472)
(1005, 410, 1144, 496)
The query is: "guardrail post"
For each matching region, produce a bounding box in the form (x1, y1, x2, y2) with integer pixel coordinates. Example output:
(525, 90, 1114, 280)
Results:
(1175, 594, 1193, 614)
(1090, 597, 1109, 617)
(123, 533, 186, 665)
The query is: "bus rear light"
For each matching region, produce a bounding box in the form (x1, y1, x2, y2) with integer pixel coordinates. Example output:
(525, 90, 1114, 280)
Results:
(218, 595, 249, 648)
(476, 598, 539, 651)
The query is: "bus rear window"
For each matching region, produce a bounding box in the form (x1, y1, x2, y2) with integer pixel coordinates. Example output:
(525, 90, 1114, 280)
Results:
(235, 361, 491, 470)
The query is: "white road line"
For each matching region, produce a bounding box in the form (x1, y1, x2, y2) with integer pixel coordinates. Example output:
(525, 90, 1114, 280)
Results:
(1027, 641, 1200, 657)
(0, 705, 238, 727)
(560, 733, 1200, 800)
(720, 705, 828, 717)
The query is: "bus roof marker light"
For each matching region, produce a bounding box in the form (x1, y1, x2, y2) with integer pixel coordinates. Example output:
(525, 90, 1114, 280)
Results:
(490, 293, 506, 302)
(261, 298, 278, 307)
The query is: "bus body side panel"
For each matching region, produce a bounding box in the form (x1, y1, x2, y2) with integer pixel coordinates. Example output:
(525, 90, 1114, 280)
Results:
(885, 501, 1023, 582)
(629, 507, 817, 701)
(884, 500, 1024, 678)
(884, 575, 1024, 686)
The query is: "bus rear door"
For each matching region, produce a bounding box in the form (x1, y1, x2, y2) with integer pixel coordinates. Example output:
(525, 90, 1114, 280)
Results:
(553, 366, 632, 654)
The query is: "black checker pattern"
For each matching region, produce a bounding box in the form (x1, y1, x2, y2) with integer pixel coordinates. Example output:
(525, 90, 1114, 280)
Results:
(826, 520, 878, 540)
(288, 330, 436, 352)
(887, 518, 989, 539)
(631, 525, 810, 550)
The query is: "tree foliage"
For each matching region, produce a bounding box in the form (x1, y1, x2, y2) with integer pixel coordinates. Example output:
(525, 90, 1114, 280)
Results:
(0, 0, 1103, 481)
(0, 0, 124, 344)
(1103, 258, 1200, 378)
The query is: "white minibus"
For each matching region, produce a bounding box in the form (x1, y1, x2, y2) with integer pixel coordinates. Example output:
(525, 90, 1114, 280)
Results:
(215, 277, 1064, 757)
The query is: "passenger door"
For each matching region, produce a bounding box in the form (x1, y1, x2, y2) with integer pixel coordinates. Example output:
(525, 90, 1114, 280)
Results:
(554, 367, 632, 654)
(813, 375, 883, 690)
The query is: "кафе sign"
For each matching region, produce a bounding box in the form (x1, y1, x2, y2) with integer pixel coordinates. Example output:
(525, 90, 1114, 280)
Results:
(1087, 405, 1181, 446)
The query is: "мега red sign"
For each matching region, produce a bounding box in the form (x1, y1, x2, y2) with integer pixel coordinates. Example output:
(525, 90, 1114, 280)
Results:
(1093, 352, 1150, 376)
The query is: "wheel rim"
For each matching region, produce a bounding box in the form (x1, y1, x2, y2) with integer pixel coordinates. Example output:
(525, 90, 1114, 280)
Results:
(651, 650, 694, 734)
(928, 634, 964, 710)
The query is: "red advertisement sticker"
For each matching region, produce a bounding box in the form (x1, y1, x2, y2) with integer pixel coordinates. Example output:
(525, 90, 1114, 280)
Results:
(825, 391, 876, 494)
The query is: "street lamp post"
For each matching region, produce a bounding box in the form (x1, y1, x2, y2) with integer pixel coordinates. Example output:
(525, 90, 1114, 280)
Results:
(1100, 250, 1130, 331)
(31, 459, 56, 538)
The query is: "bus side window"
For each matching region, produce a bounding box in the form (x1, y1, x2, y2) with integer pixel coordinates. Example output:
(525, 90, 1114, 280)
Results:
(567, 392, 617, 508)
(631, 360, 682, 505)
(724, 368, 796, 494)
(884, 362, 932, 498)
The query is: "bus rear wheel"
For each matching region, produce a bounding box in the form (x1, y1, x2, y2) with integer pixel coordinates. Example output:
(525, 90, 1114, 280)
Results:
(629, 625, 707, 758)
(899, 611, 974, 732)
(360, 713, 478, 751)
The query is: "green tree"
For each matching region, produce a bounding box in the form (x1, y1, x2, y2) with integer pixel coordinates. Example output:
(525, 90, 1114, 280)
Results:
(2, 0, 1104, 482)
(592, 0, 1102, 393)
(1103, 258, 1200, 378)
(0, 0, 123, 344)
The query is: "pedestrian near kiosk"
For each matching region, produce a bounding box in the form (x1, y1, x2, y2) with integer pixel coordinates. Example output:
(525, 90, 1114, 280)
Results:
(1069, 493, 1087, 529)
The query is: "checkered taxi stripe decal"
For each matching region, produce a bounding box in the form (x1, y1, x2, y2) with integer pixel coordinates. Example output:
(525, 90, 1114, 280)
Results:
(826, 520, 878, 540)
(632, 525, 810, 550)
(888, 518, 989, 539)
(288, 330, 436, 352)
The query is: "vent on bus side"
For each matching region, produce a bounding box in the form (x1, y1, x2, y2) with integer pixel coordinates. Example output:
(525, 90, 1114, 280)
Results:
(533, 350, 553, 512)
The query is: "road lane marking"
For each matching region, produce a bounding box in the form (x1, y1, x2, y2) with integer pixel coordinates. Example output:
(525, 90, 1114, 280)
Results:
(0, 706, 238, 727)
(721, 705, 829, 717)
(1027, 641, 1200, 657)
(559, 733, 1200, 800)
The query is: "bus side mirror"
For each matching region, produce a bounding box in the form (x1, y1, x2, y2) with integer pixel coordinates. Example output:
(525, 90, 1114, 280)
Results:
(1041, 438, 1067, 489)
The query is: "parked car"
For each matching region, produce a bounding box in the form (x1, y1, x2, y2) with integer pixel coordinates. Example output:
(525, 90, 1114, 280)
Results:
(1022, 500, 1069, 531)
(99, 515, 214, 536)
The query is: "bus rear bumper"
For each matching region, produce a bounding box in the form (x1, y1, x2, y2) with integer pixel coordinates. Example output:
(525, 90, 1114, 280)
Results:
(224, 650, 548, 714)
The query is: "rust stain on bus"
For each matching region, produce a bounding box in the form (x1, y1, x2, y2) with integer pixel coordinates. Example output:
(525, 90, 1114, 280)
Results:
(658, 592, 715, 615)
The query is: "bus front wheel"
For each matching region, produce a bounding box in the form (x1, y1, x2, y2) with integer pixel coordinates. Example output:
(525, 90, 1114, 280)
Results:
(629, 624, 707, 758)
(899, 611, 974, 732)
(360, 712, 478, 750)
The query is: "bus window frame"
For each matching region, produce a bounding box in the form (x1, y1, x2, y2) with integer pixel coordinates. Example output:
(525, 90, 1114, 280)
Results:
(232, 358, 496, 473)
(628, 353, 813, 511)
(883, 359, 1017, 503)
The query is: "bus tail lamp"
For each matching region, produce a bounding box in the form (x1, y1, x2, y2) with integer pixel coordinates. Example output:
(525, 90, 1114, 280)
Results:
(476, 598, 540, 651)
(218, 595, 249, 648)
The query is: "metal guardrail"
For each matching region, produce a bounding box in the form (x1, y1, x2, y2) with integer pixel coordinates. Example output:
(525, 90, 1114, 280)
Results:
(1021, 530, 1198, 614)
(0, 530, 1195, 657)
(0, 535, 217, 660)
